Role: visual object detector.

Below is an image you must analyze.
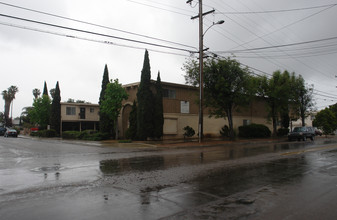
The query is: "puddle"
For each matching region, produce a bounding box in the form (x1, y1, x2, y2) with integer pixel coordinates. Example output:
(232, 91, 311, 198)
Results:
(31, 164, 66, 173)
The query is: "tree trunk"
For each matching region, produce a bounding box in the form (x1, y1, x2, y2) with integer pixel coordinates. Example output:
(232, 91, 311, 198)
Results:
(114, 119, 118, 140)
(272, 104, 277, 136)
(226, 108, 234, 140)
(4, 99, 11, 126)
(300, 107, 305, 126)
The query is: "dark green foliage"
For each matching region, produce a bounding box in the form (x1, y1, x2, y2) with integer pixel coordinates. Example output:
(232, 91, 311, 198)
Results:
(277, 128, 289, 136)
(99, 65, 113, 135)
(30, 129, 56, 138)
(30, 94, 51, 130)
(43, 81, 48, 96)
(183, 57, 254, 140)
(280, 109, 290, 129)
(125, 100, 138, 140)
(153, 72, 164, 139)
(220, 125, 229, 137)
(118, 139, 132, 143)
(238, 124, 271, 138)
(137, 50, 154, 140)
(101, 79, 128, 139)
(183, 126, 195, 138)
(62, 130, 110, 141)
(50, 82, 61, 135)
(313, 108, 337, 135)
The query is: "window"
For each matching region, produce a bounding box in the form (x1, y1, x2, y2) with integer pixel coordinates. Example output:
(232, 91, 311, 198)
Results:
(163, 89, 176, 99)
(90, 107, 95, 113)
(243, 119, 250, 126)
(66, 107, 76, 115)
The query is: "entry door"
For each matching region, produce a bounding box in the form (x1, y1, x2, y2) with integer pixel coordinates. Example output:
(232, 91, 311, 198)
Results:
(80, 107, 86, 119)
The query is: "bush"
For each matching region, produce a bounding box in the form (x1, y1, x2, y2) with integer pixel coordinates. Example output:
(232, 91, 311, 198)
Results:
(220, 125, 229, 137)
(62, 131, 80, 139)
(30, 129, 57, 138)
(183, 126, 195, 138)
(277, 128, 289, 137)
(238, 124, 271, 138)
(61, 130, 110, 141)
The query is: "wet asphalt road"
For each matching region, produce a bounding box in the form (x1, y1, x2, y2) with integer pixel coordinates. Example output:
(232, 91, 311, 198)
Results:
(1, 136, 337, 219)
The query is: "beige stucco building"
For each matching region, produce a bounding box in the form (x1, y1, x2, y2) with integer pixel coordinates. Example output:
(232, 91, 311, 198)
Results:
(60, 102, 99, 133)
(119, 81, 274, 139)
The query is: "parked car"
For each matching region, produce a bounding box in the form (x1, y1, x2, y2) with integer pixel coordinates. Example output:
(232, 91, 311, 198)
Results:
(314, 127, 323, 136)
(288, 126, 315, 141)
(0, 127, 6, 136)
(4, 128, 18, 137)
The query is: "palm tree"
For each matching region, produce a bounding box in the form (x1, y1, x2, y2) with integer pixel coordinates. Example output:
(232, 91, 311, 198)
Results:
(2, 86, 19, 126)
(32, 88, 41, 100)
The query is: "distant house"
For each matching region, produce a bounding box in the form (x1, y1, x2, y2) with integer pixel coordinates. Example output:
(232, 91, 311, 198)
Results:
(119, 81, 275, 139)
(61, 102, 99, 133)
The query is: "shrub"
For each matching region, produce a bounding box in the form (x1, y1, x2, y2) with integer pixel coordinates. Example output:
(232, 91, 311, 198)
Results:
(183, 126, 195, 138)
(238, 124, 271, 138)
(62, 131, 81, 139)
(62, 130, 110, 141)
(30, 129, 57, 138)
(277, 128, 289, 137)
(220, 125, 229, 137)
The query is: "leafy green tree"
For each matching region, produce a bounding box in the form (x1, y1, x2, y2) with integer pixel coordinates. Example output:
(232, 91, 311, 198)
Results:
(313, 108, 337, 135)
(50, 82, 61, 134)
(2, 85, 19, 127)
(126, 100, 138, 140)
(153, 72, 164, 139)
(21, 106, 33, 128)
(101, 79, 128, 139)
(30, 94, 51, 129)
(292, 75, 315, 126)
(43, 81, 48, 96)
(32, 88, 41, 100)
(256, 71, 294, 136)
(137, 50, 154, 140)
(99, 64, 113, 135)
(183, 57, 254, 139)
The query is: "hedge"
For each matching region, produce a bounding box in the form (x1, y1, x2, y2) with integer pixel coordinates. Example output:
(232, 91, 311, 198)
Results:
(238, 124, 271, 138)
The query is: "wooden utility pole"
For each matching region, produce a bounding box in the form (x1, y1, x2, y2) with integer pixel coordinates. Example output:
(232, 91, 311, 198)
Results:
(189, 0, 214, 143)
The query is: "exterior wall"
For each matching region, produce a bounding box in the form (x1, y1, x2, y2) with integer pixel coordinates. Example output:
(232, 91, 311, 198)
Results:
(60, 102, 100, 133)
(121, 81, 276, 139)
(61, 103, 99, 121)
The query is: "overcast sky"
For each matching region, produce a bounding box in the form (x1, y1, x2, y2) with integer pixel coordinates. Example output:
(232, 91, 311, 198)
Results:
(1, 0, 337, 118)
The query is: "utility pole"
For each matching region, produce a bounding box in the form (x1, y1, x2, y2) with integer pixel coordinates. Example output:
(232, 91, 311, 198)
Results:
(188, 0, 214, 143)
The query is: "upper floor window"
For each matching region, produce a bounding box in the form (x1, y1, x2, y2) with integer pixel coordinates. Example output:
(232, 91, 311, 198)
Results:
(90, 107, 95, 113)
(66, 107, 76, 115)
(163, 89, 176, 99)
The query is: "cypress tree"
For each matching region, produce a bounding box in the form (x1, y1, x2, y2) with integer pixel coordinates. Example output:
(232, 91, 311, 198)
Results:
(50, 81, 61, 134)
(99, 64, 113, 135)
(43, 81, 48, 96)
(136, 50, 154, 140)
(153, 72, 164, 139)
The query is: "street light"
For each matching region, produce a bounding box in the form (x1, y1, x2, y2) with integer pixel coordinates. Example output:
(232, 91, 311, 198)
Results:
(204, 20, 225, 36)
(198, 19, 224, 143)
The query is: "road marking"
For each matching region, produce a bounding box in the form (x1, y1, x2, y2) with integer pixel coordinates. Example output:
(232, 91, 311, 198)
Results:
(281, 145, 337, 156)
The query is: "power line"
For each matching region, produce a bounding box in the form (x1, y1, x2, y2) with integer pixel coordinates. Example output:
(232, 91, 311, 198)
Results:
(0, 1, 197, 50)
(215, 3, 337, 14)
(212, 36, 337, 54)
(0, 13, 196, 53)
(125, 0, 193, 17)
(0, 21, 190, 57)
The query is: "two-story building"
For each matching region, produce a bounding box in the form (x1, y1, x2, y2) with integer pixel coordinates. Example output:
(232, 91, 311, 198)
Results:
(119, 81, 273, 139)
(60, 102, 100, 133)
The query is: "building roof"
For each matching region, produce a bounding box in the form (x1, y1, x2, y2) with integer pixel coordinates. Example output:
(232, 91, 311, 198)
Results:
(123, 80, 197, 90)
(60, 102, 99, 107)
